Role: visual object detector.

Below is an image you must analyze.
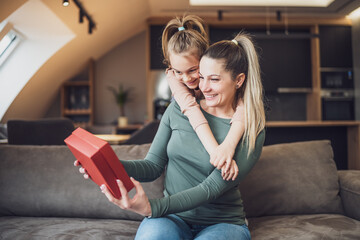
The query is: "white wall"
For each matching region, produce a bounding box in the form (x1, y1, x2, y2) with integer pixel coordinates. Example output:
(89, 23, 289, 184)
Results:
(94, 31, 147, 124)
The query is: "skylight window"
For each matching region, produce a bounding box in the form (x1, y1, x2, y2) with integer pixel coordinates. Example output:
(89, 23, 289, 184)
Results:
(0, 24, 21, 67)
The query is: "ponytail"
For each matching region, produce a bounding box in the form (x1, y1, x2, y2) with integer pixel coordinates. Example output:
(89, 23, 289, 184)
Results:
(203, 33, 266, 155)
(235, 34, 266, 155)
(162, 15, 209, 66)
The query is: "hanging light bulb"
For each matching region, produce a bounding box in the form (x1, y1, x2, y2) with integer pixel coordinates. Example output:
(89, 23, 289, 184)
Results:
(284, 7, 289, 35)
(266, 6, 271, 35)
(88, 21, 94, 34)
(79, 9, 84, 23)
(63, 0, 69, 7)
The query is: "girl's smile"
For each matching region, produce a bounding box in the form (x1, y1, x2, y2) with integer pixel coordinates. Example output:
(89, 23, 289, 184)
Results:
(169, 51, 200, 90)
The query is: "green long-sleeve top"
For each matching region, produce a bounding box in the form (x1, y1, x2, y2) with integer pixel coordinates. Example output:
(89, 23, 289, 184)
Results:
(121, 101, 265, 225)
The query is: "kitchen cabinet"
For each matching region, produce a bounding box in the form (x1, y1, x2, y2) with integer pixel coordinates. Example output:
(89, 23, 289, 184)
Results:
(146, 17, 352, 121)
(209, 27, 312, 92)
(319, 25, 353, 68)
(150, 25, 167, 70)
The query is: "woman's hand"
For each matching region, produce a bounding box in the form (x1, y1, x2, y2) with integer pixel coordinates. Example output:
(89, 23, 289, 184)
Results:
(74, 160, 90, 179)
(221, 160, 239, 181)
(101, 177, 152, 217)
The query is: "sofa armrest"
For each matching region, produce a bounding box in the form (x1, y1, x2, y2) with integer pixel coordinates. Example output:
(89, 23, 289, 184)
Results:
(338, 170, 360, 221)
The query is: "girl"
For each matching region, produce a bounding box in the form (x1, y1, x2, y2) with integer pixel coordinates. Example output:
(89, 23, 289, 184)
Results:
(161, 15, 246, 180)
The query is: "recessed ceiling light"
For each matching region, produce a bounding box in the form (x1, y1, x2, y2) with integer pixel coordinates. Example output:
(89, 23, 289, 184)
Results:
(189, 0, 334, 7)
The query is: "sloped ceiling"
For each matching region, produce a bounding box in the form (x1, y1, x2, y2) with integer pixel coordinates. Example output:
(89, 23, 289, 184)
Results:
(1, 0, 150, 123)
(1, 0, 359, 123)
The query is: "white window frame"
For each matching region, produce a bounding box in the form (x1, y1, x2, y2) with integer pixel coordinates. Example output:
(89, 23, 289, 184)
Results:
(0, 22, 22, 67)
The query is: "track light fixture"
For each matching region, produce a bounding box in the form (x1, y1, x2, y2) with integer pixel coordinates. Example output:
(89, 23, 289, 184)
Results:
(79, 9, 84, 23)
(276, 10, 282, 21)
(63, 0, 69, 7)
(218, 10, 223, 21)
(62, 0, 96, 34)
(88, 21, 95, 34)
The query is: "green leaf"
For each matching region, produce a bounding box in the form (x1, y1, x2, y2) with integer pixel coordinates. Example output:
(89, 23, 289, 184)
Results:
(107, 84, 133, 107)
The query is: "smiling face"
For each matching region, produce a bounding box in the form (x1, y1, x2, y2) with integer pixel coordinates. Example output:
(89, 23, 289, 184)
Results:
(199, 56, 241, 117)
(169, 50, 200, 90)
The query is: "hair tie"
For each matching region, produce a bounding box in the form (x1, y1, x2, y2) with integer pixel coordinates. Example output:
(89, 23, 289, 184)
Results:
(178, 26, 185, 31)
(232, 39, 238, 45)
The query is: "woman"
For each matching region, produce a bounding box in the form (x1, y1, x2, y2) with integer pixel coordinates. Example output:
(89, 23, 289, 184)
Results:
(99, 32, 266, 239)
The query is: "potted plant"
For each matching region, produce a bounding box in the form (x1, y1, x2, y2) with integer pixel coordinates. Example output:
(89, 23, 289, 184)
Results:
(108, 84, 133, 127)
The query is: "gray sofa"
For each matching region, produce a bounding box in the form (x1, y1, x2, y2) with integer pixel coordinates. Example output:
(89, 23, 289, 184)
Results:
(1, 140, 360, 239)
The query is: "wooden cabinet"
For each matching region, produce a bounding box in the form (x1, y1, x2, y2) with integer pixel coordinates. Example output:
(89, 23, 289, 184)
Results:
(150, 25, 166, 69)
(61, 59, 94, 127)
(147, 17, 352, 122)
(209, 27, 313, 92)
(319, 25, 353, 68)
(209, 26, 313, 121)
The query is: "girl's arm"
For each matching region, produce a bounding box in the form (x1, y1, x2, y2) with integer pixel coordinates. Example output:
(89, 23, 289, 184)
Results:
(210, 99, 245, 172)
(166, 70, 218, 154)
(166, 70, 245, 174)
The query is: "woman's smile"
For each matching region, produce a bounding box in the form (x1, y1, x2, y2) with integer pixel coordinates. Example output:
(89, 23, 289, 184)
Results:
(203, 93, 218, 100)
(199, 56, 238, 116)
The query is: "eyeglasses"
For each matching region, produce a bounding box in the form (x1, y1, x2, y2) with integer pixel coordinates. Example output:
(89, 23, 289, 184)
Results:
(173, 67, 199, 80)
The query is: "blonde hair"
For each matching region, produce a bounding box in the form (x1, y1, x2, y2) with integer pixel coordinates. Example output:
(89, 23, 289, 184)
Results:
(203, 33, 266, 154)
(161, 15, 209, 66)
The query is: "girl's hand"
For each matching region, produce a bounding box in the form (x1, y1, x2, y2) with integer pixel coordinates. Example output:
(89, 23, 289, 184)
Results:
(210, 143, 235, 172)
(165, 68, 175, 78)
(74, 160, 90, 179)
(221, 160, 239, 181)
(165, 67, 172, 74)
(166, 68, 184, 85)
(101, 177, 152, 217)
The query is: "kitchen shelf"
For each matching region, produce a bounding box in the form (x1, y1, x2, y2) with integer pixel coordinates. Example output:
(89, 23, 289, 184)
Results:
(61, 59, 94, 126)
(63, 109, 92, 115)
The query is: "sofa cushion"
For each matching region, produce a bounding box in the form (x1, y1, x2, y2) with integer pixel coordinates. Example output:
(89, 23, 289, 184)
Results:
(0, 144, 164, 220)
(0, 216, 139, 240)
(239, 140, 343, 217)
(248, 214, 360, 240)
(338, 170, 360, 221)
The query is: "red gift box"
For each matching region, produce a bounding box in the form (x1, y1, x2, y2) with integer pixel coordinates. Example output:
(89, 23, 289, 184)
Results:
(65, 127, 134, 199)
